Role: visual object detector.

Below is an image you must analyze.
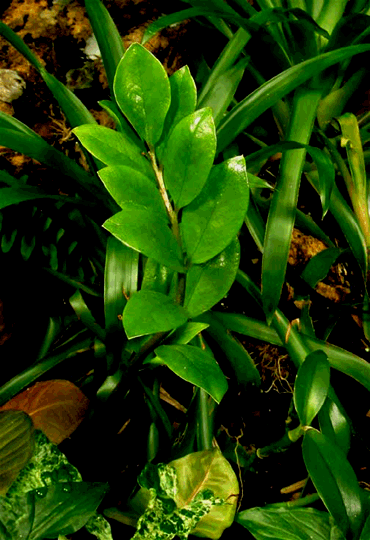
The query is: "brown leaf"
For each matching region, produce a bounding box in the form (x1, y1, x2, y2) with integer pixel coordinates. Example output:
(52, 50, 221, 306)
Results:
(0, 380, 89, 444)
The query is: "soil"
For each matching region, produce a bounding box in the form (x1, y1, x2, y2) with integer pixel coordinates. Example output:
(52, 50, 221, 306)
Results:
(1, 1, 370, 539)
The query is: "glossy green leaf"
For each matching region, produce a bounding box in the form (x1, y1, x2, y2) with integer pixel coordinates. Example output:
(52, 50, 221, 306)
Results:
(294, 350, 330, 426)
(98, 166, 166, 217)
(99, 99, 145, 147)
(167, 322, 210, 345)
(181, 155, 249, 264)
(237, 506, 345, 540)
(162, 108, 216, 209)
(0, 411, 34, 496)
(73, 125, 153, 178)
(301, 247, 343, 288)
(185, 237, 240, 318)
(114, 43, 170, 146)
(103, 206, 184, 272)
(122, 290, 188, 339)
(154, 344, 227, 403)
(84, 0, 125, 94)
(159, 66, 197, 145)
(302, 428, 364, 538)
(217, 44, 370, 153)
(104, 236, 138, 335)
(318, 398, 351, 455)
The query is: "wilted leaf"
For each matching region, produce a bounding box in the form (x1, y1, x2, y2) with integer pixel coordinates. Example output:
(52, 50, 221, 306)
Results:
(0, 380, 89, 445)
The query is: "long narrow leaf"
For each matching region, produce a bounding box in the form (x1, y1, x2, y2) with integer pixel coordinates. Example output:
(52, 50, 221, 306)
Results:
(217, 44, 370, 153)
(0, 332, 92, 406)
(0, 128, 107, 204)
(85, 0, 125, 95)
(262, 87, 322, 323)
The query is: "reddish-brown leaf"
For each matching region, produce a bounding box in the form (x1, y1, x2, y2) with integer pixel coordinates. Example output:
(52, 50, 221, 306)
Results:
(0, 380, 89, 444)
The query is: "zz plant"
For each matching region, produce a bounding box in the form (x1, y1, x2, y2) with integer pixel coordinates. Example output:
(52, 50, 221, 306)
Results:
(73, 42, 250, 404)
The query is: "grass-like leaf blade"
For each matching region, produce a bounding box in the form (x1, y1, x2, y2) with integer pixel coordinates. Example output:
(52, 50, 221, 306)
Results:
(85, 0, 125, 94)
(294, 350, 330, 426)
(217, 44, 370, 153)
(302, 428, 364, 539)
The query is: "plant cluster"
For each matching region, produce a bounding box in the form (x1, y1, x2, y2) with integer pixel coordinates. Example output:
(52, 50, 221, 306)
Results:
(1, 0, 370, 539)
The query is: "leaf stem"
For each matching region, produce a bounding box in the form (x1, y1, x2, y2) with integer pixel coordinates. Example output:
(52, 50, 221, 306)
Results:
(148, 148, 181, 244)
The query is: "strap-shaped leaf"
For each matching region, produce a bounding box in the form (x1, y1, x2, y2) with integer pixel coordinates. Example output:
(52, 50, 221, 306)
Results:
(261, 86, 322, 324)
(122, 290, 188, 339)
(217, 44, 370, 153)
(198, 312, 261, 387)
(302, 428, 364, 538)
(103, 206, 184, 272)
(162, 108, 216, 209)
(181, 155, 249, 264)
(84, 0, 125, 94)
(185, 238, 240, 318)
(114, 43, 170, 146)
(104, 236, 138, 335)
(318, 398, 351, 455)
(154, 344, 228, 404)
(294, 350, 330, 426)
